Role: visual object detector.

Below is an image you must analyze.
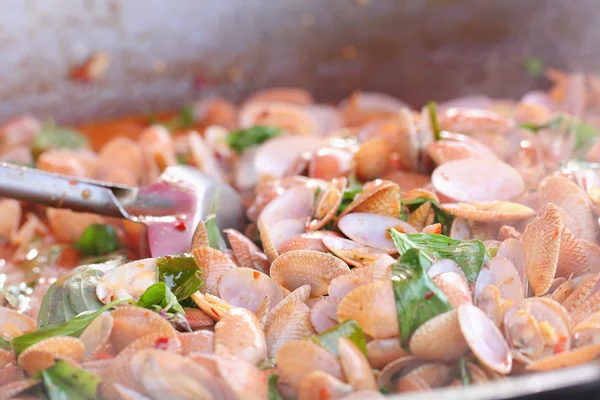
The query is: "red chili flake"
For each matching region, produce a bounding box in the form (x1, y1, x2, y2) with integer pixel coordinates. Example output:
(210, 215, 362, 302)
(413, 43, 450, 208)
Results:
(554, 336, 568, 354)
(68, 179, 78, 185)
(424, 291, 434, 300)
(319, 387, 331, 400)
(174, 221, 187, 231)
(164, 255, 172, 259)
(253, 271, 261, 280)
(155, 337, 170, 350)
(94, 351, 114, 360)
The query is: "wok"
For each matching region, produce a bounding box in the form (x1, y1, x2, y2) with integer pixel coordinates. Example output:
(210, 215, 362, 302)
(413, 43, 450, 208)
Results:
(1, 0, 599, 398)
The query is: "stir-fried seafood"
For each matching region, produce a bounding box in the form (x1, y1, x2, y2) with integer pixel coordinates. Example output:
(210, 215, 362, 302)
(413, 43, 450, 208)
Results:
(2, 71, 600, 399)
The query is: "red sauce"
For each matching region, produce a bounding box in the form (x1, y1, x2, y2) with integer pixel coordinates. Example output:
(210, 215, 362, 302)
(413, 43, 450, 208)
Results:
(253, 271, 261, 279)
(154, 337, 170, 350)
(174, 221, 187, 231)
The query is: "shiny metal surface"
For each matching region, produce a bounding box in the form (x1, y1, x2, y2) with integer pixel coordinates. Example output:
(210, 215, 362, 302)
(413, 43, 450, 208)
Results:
(1, 0, 599, 397)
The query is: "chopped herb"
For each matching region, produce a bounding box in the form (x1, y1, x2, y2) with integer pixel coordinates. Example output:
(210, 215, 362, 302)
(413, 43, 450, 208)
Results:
(389, 230, 488, 284)
(176, 154, 188, 165)
(391, 249, 452, 346)
(428, 101, 442, 141)
(309, 320, 367, 357)
(459, 356, 471, 386)
(40, 360, 100, 400)
(379, 387, 391, 394)
(13, 298, 132, 356)
(401, 197, 455, 236)
(157, 254, 203, 300)
(523, 56, 544, 79)
(313, 186, 323, 203)
(268, 375, 284, 400)
(520, 113, 599, 159)
(75, 224, 121, 257)
(0, 337, 12, 351)
(226, 126, 283, 153)
(337, 173, 363, 215)
(137, 282, 184, 314)
(205, 213, 227, 251)
(31, 123, 89, 158)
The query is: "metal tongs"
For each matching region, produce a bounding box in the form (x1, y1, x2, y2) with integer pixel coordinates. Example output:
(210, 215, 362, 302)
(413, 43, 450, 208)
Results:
(0, 163, 245, 256)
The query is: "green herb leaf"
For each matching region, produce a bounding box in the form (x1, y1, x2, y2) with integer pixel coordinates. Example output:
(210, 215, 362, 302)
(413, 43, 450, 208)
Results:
(268, 375, 284, 400)
(40, 359, 100, 400)
(259, 358, 277, 370)
(176, 154, 188, 165)
(459, 356, 471, 386)
(520, 113, 599, 159)
(157, 254, 203, 300)
(205, 214, 227, 251)
(164, 105, 196, 132)
(428, 102, 442, 142)
(37, 259, 123, 328)
(0, 337, 12, 351)
(137, 282, 184, 314)
(309, 320, 367, 357)
(389, 230, 488, 283)
(523, 56, 544, 79)
(401, 197, 455, 236)
(337, 173, 363, 215)
(391, 248, 453, 345)
(31, 123, 89, 158)
(13, 299, 132, 356)
(75, 224, 121, 257)
(226, 126, 283, 153)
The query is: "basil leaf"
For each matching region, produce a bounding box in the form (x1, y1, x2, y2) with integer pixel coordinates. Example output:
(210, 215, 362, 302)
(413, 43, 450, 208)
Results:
(13, 299, 132, 356)
(38, 259, 123, 328)
(391, 248, 453, 345)
(337, 174, 363, 215)
(157, 254, 203, 300)
(459, 356, 471, 386)
(0, 337, 12, 351)
(137, 282, 184, 314)
(40, 359, 100, 400)
(226, 126, 283, 153)
(309, 320, 367, 357)
(268, 375, 284, 400)
(31, 124, 89, 158)
(205, 214, 227, 251)
(389, 230, 488, 283)
(427, 101, 442, 141)
(75, 224, 122, 257)
(402, 197, 455, 236)
(523, 56, 544, 79)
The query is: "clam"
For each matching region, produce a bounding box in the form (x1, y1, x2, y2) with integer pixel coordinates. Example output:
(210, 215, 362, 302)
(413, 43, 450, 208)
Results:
(224, 228, 270, 274)
(475, 257, 524, 306)
(354, 138, 391, 181)
(297, 370, 354, 400)
(438, 107, 512, 134)
(440, 201, 535, 222)
(109, 306, 177, 353)
(255, 295, 270, 328)
(522, 203, 562, 296)
(496, 238, 527, 287)
(275, 340, 344, 391)
(427, 259, 465, 279)
(458, 303, 512, 374)
(214, 307, 266, 365)
(397, 363, 453, 392)
(551, 280, 575, 304)
(190, 220, 208, 250)
(339, 337, 377, 391)
(338, 180, 401, 219)
(310, 297, 340, 333)
(562, 273, 600, 313)
(432, 272, 472, 308)
(0, 307, 36, 340)
(407, 202, 434, 231)
(270, 250, 350, 297)
(266, 300, 315, 358)
(328, 264, 392, 302)
(366, 338, 409, 370)
(337, 280, 399, 339)
(0, 379, 42, 400)
(557, 226, 600, 278)
(18, 336, 84, 376)
(264, 285, 312, 331)
(279, 230, 342, 254)
(80, 312, 113, 360)
(377, 355, 424, 391)
(217, 267, 283, 313)
(525, 343, 600, 371)
(216, 355, 268, 400)
(307, 177, 346, 231)
(409, 309, 469, 362)
(450, 218, 471, 240)
(191, 247, 237, 295)
(432, 158, 524, 202)
(322, 236, 395, 269)
(308, 147, 353, 180)
(338, 212, 416, 253)
(190, 292, 233, 321)
(96, 258, 158, 304)
(572, 312, 600, 347)
(178, 330, 215, 355)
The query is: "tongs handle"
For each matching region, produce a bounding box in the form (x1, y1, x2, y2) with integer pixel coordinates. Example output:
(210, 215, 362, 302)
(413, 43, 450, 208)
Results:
(0, 163, 133, 218)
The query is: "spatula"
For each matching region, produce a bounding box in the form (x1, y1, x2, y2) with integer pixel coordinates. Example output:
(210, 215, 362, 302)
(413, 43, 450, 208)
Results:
(0, 162, 246, 257)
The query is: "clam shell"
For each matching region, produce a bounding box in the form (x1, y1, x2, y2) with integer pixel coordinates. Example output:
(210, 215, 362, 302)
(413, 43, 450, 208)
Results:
(190, 292, 232, 321)
(432, 272, 472, 308)
(308, 146, 352, 181)
(557, 226, 600, 278)
(427, 259, 465, 279)
(354, 138, 391, 181)
(458, 303, 512, 374)
(450, 217, 470, 240)
(191, 247, 237, 295)
(270, 250, 350, 297)
(0, 307, 36, 339)
(278, 231, 341, 254)
(551, 280, 574, 304)
(0, 364, 24, 388)
(216, 355, 268, 400)
(338, 180, 401, 219)
(338, 212, 416, 253)
(522, 203, 562, 296)
(409, 309, 468, 362)
(310, 297, 340, 333)
(190, 220, 208, 250)
(538, 175, 597, 243)
(407, 202, 434, 232)
(475, 257, 524, 306)
(432, 158, 524, 202)
(259, 183, 314, 227)
(307, 178, 346, 231)
(275, 340, 344, 390)
(178, 330, 215, 355)
(109, 306, 176, 354)
(80, 312, 113, 360)
(322, 236, 395, 269)
(224, 228, 269, 274)
(0, 379, 41, 400)
(337, 280, 398, 339)
(328, 264, 391, 302)
(366, 338, 409, 370)
(297, 370, 354, 400)
(264, 285, 311, 331)
(441, 201, 535, 222)
(258, 217, 279, 262)
(96, 258, 157, 304)
(399, 363, 453, 390)
(562, 273, 600, 312)
(339, 337, 377, 391)
(217, 267, 283, 313)
(214, 307, 266, 364)
(255, 295, 270, 329)
(266, 300, 315, 358)
(496, 238, 527, 287)
(376, 355, 423, 391)
(526, 343, 600, 371)
(18, 337, 84, 376)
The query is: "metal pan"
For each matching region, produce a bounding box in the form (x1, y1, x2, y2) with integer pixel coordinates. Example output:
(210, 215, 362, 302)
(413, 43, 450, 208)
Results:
(0, 0, 599, 398)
